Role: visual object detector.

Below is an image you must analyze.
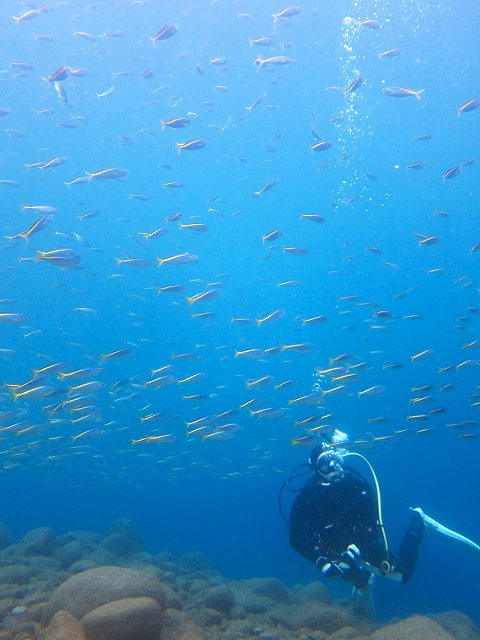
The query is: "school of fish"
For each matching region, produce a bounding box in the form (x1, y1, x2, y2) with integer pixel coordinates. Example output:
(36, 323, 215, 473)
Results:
(0, 2, 479, 484)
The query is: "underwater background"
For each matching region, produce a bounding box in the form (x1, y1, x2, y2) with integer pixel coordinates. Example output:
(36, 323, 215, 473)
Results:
(1, 0, 479, 625)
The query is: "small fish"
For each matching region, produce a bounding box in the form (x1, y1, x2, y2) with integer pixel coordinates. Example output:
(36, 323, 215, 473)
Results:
(115, 258, 152, 267)
(312, 141, 332, 152)
(150, 24, 178, 46)
(417, 235, 439, 247)
(176, 140, 206, 154)
(43, 66, 71, 84)
(187, 290, 220, 306)
(407, 161, 424, 170)
(161, 117, 190, 130)
(0, 313, 27, 324)
(246, 376, 274, 389)
(36, 156, 67, 170)
(384, 86, 424, 100)
(210, 57, 229, 66)
(356, 19, 380, 29)
(36, 248, 81, 269)
(157, 284, 184, 294)
(251, 178, 279, 198)
(443, 166, 461, 181)
(86, 168, 128, 181)
(59, 368, 99, 380)
(246, 92, 267, 112)
(303, 315, 327, 325)
(235, 348, 265, 359)
(73, 31, 96, 42)
(255, 56, 295, 69)
(144, 375, 176, 389)
(177, 372, 208, 385)
(281, 343, 311, 353)
(358, 385, 386, 397)
(300, 213, 325, 223)
(6, 214, 53, 242)
(272, 6, 301, 23)
(179, 223, 209, 233)
(132, 434, 176, 445)
(457, 98, 479, 116)
(411, 349, 434, 362)
(162, 181, 184, 188)
(414, 133, 431, 142)
(344, 76, 363, 96)
(249, 37, 274, 47)
(97, 86, 115, 98)
(157, 253, 198, 266)
(100, 348, 133, 362)
(289, 391, 324, 406)
(263, 230, 283, 243)
(256, 309, 286, 327)
(471, 241, 480, 254)
(13, 8, 46, 23)
(10, 61, 35, 71)
(378, 49, 401, 58)
(283, 246, 309, 256)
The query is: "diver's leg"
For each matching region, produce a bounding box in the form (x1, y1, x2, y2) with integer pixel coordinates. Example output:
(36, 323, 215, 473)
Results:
(398, 509, 425, 583)
(352, 574, 376, 620)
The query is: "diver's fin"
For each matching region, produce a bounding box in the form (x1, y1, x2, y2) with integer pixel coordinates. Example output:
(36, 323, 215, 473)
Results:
(411, 507, 480, 554)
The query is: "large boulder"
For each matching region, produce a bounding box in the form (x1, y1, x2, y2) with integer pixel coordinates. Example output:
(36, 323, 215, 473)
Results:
(430, 611, 480, 640)
(203, 585, 234, 612)
(44, 610, 86, 640)
(293, 581, 331, 604)
(246, 577, 290, 603)
(19, 528, 56, 556)
(0, 522, 12, 549)
(53, 541, 83, 569)
(270, 601, 355, 634)
(0, 565, 30, 585)
(41, 566, 167, 625)
(81, 597, 162, 640)
(177, 552, 210, 573)
(160, 609, 207, 640)
(108, 518, 143, 554)
(233, 587, 274, 614)
(372, 615, 456, 640)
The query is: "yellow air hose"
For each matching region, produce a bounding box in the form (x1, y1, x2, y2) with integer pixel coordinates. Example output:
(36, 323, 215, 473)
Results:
(343, 452, 393, 573)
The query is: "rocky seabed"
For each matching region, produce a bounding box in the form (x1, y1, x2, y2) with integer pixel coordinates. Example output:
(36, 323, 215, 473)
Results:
(0, 520, 478, 640)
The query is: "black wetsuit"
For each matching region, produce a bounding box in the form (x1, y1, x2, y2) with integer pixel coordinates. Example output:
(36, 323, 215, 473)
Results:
(289, 468, 423, 587)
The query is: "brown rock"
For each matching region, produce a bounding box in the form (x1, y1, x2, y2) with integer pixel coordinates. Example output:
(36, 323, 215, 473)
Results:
(293, 581, 331, 605)
(328, 625, 359, 640)
(18, 528, 56, 557)
(203, 585, 234, 612)
(160, 610, 207, 640)
(430, 611, 480, 640)
(44, 610, 86, 640)
(41, 566, 166, 625)
(247, 577, 290, 603)
(270, 601, 355, 634)
(0, 566, 30, 585)
(81, 597, 162, 640)
(372, 615, 456, 640)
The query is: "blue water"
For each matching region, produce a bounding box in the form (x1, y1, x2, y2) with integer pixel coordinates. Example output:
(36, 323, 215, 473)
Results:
(1, 0, 479, 624)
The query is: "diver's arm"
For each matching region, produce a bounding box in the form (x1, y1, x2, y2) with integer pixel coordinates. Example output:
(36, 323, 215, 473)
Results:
(289, 484, 330, 565)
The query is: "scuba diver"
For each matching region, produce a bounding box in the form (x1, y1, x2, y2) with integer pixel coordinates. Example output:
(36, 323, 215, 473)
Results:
(282, 430, 480, 618)
(282, 430, 424, 618)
